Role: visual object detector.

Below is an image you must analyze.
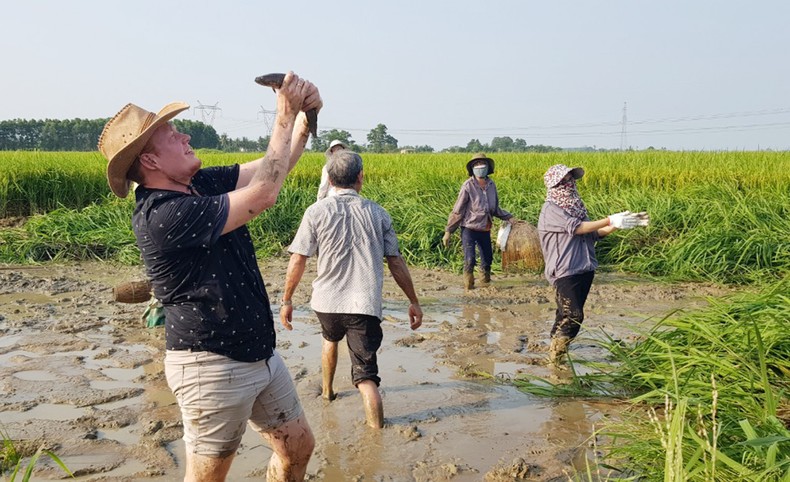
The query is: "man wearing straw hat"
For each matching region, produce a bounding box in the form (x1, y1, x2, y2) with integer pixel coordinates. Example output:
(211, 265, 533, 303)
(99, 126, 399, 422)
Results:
(98, 72, 319, 481)
(538, 164, 649, 364)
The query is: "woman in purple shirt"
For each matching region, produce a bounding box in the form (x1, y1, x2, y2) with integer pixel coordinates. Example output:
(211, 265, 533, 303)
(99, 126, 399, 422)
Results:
(443, 153, 514, 290)
(538, 164, 649, 364)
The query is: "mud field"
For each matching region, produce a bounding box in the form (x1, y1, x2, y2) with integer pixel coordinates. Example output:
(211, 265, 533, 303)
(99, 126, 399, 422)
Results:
(0, 258, 730, 481)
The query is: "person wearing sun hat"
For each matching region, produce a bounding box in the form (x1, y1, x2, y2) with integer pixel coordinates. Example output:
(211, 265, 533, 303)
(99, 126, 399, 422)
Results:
(442, 153, 515, 290)
(317, 139, 348, 200)
(98, 72, 321, 481)
(538, 164, 649, 365)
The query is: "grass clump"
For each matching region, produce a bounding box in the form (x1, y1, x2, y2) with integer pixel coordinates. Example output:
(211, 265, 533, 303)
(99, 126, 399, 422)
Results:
(515, 280, 790, 481)
(1, 431, 73, 481)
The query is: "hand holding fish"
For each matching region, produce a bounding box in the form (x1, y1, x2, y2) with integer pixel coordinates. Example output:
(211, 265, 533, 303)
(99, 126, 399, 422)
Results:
(255, 72, 320, 137)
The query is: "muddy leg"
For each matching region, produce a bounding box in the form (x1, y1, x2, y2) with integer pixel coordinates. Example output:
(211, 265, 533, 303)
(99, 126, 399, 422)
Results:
(184, 452, 234, 482)
(321, 338, 338, 401)
(548, 271, 595, 364)
(549, 271, 595, 364)
(464, 271, 475, 290)
(479, 233, 493, 286)
(461, 228, 476, 290)
(261, 414, 315, 482)
(480, 267, 491, 286)
(357, 380, 384, 428)
(548, 334, 571, 365)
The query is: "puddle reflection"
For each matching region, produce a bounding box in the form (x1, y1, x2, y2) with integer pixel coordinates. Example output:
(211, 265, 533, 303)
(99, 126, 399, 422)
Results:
(12, 370, 58, 381)
(1, 403, 86, 422)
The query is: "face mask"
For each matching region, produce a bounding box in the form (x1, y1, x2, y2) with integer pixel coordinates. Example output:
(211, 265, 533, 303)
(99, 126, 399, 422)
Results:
(473, 166, 488, 178)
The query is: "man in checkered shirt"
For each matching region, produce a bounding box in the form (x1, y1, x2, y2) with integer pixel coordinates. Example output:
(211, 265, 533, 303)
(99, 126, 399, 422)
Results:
(280, 150, 423, 428)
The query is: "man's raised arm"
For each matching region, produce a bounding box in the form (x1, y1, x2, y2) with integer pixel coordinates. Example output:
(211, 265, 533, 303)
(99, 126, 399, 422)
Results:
(222, 72, 312, 234)
(236, 79, 322, 190)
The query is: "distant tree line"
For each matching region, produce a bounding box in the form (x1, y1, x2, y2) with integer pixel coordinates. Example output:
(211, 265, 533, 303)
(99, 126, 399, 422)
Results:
(309, 124, 417, 153)
(0, 118, 225, 152)
(442, 136, 562, 153)
(0, 118, 563, 153)
(312, 127, 562, 154)
(0, 118, 107, 151)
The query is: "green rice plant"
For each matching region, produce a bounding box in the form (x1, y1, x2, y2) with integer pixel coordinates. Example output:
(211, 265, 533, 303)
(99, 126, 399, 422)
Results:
(0, 197, 139, 264)
(0, 151, 108, 216)
(1, 150, 787, 284)
(514, 280, 790, 480)
(1, 431, 72, 481)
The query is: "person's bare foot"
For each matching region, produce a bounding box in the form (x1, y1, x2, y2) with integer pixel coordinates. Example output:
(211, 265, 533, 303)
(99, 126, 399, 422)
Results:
(322, 390, 337, 401)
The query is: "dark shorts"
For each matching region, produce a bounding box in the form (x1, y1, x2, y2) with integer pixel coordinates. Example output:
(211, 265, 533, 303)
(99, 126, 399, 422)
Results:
(315, 312, 383, 386)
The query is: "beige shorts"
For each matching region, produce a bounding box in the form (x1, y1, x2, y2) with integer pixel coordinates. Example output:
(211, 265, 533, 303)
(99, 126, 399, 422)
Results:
(164, 350, 303, 457)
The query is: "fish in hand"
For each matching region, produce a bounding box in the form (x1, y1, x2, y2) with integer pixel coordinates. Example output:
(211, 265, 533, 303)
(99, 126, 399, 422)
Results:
(255, 73, 318, 137)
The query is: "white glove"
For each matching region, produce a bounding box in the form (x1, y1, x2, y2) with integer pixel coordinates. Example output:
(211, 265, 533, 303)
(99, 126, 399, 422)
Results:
(609, 211, 650, 229)
(608, 211, 636, 229)
(630, 211, 650, 227)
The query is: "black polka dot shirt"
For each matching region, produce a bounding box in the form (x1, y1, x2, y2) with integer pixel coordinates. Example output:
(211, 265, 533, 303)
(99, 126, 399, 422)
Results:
(132, 165, 275, 362)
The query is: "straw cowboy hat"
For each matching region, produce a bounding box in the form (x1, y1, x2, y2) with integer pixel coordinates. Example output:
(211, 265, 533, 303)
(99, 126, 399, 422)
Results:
(466, 152, 495, 177)
(98, 101, 189, 198)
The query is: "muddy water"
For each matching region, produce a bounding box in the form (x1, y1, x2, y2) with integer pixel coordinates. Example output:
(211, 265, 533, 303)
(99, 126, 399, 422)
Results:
(0, 260, 729, 481)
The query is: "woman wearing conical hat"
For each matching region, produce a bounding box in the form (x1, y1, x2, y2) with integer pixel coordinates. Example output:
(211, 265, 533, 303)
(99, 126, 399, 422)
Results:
(443, 153, 515, 290)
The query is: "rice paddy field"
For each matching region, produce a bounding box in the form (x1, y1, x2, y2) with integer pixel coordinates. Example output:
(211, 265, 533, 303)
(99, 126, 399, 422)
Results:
(0, 149, 788, 481)
(0, 150, 788, 285)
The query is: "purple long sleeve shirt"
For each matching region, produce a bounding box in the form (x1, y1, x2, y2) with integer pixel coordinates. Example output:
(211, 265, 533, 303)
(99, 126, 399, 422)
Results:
(446, 177, 512, 233)
(537, 201, 600, 286)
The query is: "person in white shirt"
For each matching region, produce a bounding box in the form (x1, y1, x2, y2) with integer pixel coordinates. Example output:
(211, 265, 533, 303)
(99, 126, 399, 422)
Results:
(282, 150, 423, 428)
(316, 139, 347, 201)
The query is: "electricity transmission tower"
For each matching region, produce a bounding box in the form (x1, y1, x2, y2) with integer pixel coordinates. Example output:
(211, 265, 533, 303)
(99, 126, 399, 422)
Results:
(620, 102, 628, 151)
(194, 101, 221, 125)
(258, 106, 276, 137)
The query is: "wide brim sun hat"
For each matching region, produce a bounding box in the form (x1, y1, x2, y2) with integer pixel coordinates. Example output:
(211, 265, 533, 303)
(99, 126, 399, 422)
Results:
(543, 164, 584, 189)
(466, 152, 495, 177)
(98, 101, 190, 198)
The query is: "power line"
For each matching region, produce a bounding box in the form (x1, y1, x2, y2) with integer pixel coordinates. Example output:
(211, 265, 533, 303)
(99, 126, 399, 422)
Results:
(257, 106, 276, 137)
(194, 101, 222, 125)
(314, 120, 790, 139)
(620, 102, 627, 151)
(366, 107, 790, 134)
(209, 106, 790, 142)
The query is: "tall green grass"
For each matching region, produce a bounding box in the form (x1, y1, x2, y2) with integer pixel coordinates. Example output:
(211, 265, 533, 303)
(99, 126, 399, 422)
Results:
(0, 151, 108, 216)
(515, 280, 790, 481)
(1, 430, 73, 481)
(0, 150, 788, 284)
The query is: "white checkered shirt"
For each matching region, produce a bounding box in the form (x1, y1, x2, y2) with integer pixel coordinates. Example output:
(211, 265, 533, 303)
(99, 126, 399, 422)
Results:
(288, 189, 400, 319)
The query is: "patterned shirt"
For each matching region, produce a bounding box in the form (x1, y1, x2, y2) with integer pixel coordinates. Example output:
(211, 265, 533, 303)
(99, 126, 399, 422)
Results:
(288, 189, 400, 319)
(132, 165, 276, 362)
(446, 177, 512, 233)
(537, 201, 600, 286)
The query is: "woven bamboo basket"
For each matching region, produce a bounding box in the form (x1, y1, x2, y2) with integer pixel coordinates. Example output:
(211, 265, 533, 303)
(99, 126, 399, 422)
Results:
(500, 221, 544, 272)
(113, 280, 153, 304)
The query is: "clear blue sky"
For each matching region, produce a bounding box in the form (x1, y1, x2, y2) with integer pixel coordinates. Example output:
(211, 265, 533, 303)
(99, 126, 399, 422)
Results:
(3, 1, 789, 151)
